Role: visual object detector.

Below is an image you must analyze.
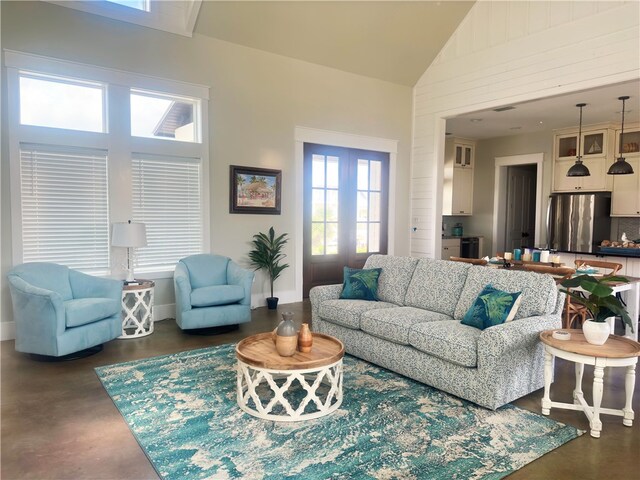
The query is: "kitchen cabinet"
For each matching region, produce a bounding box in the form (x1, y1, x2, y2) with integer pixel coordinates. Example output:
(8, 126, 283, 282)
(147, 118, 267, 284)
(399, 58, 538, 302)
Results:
(441, 238, 461, 259)
(443, 138, 475, 215)
(615, 123, 640, 158)
(552, 124, 614, 193)
(553, 157, 612, 192)
(454, 142, 474, 168)
(611, 157, 640, 217)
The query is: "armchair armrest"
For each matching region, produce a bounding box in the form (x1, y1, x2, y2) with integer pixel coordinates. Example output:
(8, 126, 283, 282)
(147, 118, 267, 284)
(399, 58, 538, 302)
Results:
(69, 270, 123, 301)
(227, 261, 254, 306)
(478, 314, 562, 366)
(173, 262, 193, 312)
(7, 274, 66, 337)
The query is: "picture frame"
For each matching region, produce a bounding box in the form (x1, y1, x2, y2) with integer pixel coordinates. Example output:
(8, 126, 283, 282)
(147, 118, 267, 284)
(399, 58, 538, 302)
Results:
(230, 165, 282, 215)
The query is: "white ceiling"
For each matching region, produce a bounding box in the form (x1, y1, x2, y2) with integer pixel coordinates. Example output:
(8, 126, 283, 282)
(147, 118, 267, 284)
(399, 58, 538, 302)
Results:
(194, 1, 474, 86)
(446, 79, 640, 140)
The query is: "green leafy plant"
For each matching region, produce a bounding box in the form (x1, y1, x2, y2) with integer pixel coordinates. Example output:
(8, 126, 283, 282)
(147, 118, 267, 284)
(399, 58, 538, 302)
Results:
(248, 227, 289, 299)
(561, 274, 633, 332)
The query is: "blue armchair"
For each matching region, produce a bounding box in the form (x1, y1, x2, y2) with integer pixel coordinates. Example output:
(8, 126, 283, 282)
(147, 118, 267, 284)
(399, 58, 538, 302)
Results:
(174, 254, 254, 330)
(7, 263, 123, 357)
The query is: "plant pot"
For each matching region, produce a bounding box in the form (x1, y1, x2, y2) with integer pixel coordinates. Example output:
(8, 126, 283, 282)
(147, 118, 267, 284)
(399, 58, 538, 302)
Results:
(266, 297, 279, 310)
(582, 320, 610, 345)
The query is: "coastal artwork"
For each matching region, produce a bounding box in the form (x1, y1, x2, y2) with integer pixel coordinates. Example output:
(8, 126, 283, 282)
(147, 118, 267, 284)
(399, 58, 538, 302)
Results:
(230, 166, 281, 214)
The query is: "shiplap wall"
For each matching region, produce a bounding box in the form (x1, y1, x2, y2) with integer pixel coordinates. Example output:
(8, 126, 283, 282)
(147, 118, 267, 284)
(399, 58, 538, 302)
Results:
(411, 0, 640, 258)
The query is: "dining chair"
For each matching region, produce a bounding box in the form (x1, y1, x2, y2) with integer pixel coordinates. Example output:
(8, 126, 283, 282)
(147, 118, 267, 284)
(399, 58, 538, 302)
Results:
(522, 264, 584, 329)
(449, 256, 488, 266)
(574, 259, 623, 276)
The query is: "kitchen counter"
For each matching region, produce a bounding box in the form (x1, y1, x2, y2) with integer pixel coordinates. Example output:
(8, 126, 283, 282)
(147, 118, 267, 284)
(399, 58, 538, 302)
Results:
(555, 249, 640, 259)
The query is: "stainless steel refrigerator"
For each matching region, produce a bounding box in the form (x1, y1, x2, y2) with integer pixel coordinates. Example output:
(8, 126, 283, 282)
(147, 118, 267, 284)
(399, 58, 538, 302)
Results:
(546, 193, 611, 253)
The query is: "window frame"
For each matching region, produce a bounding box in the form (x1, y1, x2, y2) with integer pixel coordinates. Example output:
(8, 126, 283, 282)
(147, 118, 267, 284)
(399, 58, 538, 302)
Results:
(6, 50, 210, 280)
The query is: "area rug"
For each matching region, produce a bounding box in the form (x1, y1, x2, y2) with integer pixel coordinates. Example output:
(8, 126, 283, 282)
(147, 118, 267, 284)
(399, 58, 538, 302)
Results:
(96, 344, 582, 480)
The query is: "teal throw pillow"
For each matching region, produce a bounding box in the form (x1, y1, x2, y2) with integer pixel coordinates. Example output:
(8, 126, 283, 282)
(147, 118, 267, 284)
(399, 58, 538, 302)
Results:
(461, 284, 522, 330)
(340, 267, 382, 301)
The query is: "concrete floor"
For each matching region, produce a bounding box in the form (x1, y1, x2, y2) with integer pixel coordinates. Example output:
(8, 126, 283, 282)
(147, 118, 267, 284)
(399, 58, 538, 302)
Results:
(2, 301, 638, 480)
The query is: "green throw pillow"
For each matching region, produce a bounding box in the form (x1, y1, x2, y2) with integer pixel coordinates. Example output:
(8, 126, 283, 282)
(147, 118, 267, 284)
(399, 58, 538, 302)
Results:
(340, 267, 382, 301)
(461, 284, 522, 330)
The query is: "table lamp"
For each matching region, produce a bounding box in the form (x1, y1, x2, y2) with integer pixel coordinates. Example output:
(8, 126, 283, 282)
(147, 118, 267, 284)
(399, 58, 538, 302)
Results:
(112, 220, 147, 283)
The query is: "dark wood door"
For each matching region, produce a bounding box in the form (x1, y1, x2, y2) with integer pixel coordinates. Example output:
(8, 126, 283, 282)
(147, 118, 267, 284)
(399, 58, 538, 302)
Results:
(303, 143, 389, 297)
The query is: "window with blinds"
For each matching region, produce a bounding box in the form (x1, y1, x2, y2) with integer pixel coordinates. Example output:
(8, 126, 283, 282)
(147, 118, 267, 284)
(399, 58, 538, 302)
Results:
(132, 154, 202, 272)
(19, 144, 110, 274)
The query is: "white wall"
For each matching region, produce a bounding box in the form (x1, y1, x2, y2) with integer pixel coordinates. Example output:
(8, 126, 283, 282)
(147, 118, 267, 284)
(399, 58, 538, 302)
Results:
(411, 0, 640, 259)
(0, 1, 413, 335)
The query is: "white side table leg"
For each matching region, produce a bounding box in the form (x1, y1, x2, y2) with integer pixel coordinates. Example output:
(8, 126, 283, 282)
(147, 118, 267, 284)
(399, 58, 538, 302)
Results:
(574, 362, 584, 405)
(623, 363, 636, 427)
(591, 359, 605, 438)
(542, 349, 553, 415)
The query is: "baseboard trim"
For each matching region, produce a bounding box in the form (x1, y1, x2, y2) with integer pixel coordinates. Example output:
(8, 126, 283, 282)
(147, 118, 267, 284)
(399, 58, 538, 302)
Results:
(1, 321, 16, 341)
(153, 303, 175, 321)
(251, 289, 300, 309)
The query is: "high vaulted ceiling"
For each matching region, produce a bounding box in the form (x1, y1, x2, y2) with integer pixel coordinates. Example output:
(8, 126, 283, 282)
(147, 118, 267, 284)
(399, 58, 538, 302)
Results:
(194, 1, 475, 86)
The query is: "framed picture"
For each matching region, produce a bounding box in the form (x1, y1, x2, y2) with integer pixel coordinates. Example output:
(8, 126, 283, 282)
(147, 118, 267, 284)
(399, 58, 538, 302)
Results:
(230, 165, 282, 215)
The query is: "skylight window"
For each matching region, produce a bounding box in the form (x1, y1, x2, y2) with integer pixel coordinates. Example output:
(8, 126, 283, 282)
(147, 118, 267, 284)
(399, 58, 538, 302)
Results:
(107, 0, 149, 12)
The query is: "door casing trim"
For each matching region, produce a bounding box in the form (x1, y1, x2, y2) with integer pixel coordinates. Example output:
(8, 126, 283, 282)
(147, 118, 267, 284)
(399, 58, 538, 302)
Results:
(492, 153, 544, 255)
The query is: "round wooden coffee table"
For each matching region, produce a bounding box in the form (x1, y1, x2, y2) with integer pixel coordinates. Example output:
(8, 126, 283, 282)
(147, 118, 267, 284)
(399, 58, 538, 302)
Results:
(236, 332, 344, 422)
(540, 329, 640, 438)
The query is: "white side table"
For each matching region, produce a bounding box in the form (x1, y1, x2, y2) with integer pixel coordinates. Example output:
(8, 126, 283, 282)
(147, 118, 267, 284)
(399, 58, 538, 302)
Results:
(540, 329, 640, 438)
(119, 280, 155, 339)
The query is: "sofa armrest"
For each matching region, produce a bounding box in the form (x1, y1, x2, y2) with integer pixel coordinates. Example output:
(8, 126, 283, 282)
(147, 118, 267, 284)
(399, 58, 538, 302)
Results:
(309, 284, 343, 316)
(227, 261, 255, 306)
(173, 262, 193, 312)
(7, 275, 66, 336)
(478, 314, 562, 365)
(69, 270, 123, 301)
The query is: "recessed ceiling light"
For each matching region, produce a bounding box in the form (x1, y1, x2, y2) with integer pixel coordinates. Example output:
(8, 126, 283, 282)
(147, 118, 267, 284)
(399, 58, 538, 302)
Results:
(469, 118, 483, 123)
(539, 121, 544, 125)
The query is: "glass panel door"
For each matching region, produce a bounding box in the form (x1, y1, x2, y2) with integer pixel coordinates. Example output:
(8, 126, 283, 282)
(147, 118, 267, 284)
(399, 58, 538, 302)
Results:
(303, 144, 388, 297)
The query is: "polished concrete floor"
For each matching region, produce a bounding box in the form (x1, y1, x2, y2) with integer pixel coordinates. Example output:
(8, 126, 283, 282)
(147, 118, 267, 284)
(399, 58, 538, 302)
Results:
(2, 301, 638, 480)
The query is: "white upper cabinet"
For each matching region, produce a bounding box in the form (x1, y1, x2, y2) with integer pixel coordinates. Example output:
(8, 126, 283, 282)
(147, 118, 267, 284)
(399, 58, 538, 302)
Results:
(443, 137, 475, 216)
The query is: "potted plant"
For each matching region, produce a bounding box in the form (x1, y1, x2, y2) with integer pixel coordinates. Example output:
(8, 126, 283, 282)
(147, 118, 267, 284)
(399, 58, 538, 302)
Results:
(248, 227, 289, 310)
(561, 274, 633, 345)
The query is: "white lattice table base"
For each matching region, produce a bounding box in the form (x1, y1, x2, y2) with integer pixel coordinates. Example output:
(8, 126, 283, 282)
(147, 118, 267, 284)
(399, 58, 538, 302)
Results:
(237, 359, 343, 422)
(119, 282, 154, 339)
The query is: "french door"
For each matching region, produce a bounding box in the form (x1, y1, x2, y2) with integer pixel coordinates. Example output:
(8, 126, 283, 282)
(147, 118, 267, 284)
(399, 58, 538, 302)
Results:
(303, 143, 389, 297)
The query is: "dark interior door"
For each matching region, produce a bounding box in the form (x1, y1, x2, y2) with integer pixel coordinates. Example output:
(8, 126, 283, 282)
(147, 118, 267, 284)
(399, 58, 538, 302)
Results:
(303, 143, 389, 297)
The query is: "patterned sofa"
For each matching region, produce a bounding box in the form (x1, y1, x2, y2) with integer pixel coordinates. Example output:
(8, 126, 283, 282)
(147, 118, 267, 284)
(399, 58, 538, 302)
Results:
(310, 255, 564, 410)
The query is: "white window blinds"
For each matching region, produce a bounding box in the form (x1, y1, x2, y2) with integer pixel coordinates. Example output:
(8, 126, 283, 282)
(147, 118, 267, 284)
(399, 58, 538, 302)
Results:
(132, 154, 202, 272)
(19, 144, 110, 274)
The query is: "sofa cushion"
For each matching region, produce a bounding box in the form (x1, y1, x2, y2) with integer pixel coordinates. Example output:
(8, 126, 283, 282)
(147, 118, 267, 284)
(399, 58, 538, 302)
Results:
(361, 307, 453, 345)
(405, 259, 471, 316)
(191, 285, 245, 307)
(454, 267, 557, 321)
(409, 320, 482, 367)
(319, 299, 396, 330)
(64, 298, 121, 328)
(461, 285, 522, 330)
(363, 255, 419, 305)
(340, 267, 382, 301)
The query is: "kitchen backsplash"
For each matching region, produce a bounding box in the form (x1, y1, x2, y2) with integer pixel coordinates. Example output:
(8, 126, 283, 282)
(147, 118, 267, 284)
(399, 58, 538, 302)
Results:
(611, 217, 640, 241)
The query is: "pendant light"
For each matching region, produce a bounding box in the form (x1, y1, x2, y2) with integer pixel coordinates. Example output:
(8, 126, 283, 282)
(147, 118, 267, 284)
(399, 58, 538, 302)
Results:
(607, 96, 634, 175)
(567, 103, 590, 177)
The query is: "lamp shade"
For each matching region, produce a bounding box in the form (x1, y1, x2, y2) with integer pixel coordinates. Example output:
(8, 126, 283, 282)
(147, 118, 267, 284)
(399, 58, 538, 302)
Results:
(112, 221, 147, 248)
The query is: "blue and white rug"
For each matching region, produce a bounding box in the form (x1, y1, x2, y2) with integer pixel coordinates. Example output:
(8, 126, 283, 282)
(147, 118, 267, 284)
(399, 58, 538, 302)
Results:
(96, 344, 581, 480)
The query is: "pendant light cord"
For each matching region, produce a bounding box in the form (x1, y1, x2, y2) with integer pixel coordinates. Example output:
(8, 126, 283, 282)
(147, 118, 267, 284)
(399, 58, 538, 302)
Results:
(618, 97, 626, 157)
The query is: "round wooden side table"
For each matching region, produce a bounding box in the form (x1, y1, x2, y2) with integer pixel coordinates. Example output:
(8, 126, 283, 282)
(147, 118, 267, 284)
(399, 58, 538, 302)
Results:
(236, 332, 344, 422)
(540, 329, 640, 438)
(119, 280, 155, 339)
